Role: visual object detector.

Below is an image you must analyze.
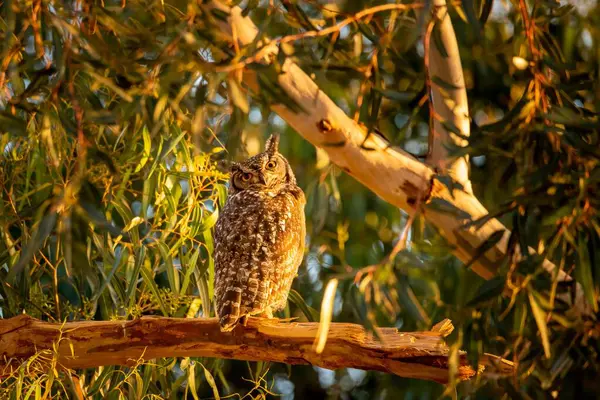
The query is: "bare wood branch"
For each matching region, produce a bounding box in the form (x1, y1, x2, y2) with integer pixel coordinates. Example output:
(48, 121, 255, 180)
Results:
(422, 0, 588, 313)
(201, 2, 588, 315)
(0, 315, 513, 383)
(426, 0, 472, 194)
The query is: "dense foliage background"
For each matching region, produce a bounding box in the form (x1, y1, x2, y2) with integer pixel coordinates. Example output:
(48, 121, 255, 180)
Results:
(1, 0, 599, 398)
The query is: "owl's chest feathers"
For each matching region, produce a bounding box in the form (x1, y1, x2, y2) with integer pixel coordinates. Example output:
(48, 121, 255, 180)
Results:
(215, 186, 305, 254)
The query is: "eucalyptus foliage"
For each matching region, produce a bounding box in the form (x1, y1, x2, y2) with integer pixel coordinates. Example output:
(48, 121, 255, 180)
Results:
(1, 0, 599, 398)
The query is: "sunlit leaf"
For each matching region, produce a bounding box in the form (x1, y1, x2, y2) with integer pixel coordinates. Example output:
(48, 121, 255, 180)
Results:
(202, 364, 220, 400)
(135, 126, 152, 173)
(227, 78, 250, 114)
(313, 279, 338, 354)
(528, 291, 551, 359)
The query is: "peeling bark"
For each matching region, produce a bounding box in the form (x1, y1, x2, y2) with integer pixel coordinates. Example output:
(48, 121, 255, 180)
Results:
(0, 315, 513, 384)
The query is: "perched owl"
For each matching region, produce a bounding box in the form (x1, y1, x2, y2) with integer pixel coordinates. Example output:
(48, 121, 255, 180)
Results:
(213, 134, 306, 332)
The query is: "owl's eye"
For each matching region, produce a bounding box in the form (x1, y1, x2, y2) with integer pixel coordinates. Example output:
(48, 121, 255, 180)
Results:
(241, 172, 252, 181)
(266, 160, 277, 169)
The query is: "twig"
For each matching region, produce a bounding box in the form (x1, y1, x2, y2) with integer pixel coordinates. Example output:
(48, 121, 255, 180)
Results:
(215, 3, 423, 73)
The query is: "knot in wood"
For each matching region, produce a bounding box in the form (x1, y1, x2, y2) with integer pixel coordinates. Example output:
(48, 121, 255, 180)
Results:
(317, 119, 333, 133)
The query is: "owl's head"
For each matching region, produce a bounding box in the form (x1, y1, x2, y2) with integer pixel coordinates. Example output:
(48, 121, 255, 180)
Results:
(229, 134, 297, 194)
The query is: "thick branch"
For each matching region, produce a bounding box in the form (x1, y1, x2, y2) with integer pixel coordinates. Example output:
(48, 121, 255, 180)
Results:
(424, 0, 587, 312)
(0, 315, 512, 383)
(202, 2, 587, 315)
(427, 0, 471, 194)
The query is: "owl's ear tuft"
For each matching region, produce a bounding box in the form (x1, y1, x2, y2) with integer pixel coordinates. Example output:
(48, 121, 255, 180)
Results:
(265, 134, 280, 155)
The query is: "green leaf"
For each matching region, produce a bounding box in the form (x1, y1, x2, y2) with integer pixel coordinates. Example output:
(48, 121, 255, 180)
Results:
(372, 88, 418, 103)
(202, 364, 220, 400)
(142, 173, 157, 220)
(431, 75, 460, 90)
(141, 264, 169, 316)
(398, 278, 431, 324)
(192, 208, 219, 237)
(181, 246, 201, 295)
(462, 0, 482, 40)
(188, 362, 200, 400)
(466, 276, 505, 307)
(79, 201, 125, 238)
(126, 246, 146, 309)
(134, 126, 152, 173)
(464, 230, 505, 269)
(432, 22, 448, 58)
(157, 242, 179, 294)
(216, 184, 228, 209)
(0, 112, 27, 136)
(425, 198, 472, 219)
(146, 136, 164, 180)
(528, 291, 551, 359)
(207, 253, 215, 302)
(479, 0, 494, 25)
(288, 289, 319, 322)
(7, 211, 57, 283)
(86, 366, 116, 397)
(91, 246, 129, 305)
(576, 234, 598, 313)
(195, 268, 212, 318)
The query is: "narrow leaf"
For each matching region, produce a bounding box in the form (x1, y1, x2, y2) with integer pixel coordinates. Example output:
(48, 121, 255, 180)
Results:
(141, 265, 169, 316)
(134, 126, 152, 173)
(464, 230, 506, 269)
(528, 291, 551, 359)
(202, 364, 220, 400)
(7, 211, 57, 283)
(576, 235, 598, 312)
(466, 276, 505, 307)
(288, 289, 319, 322)
(313, 279, 338, 354)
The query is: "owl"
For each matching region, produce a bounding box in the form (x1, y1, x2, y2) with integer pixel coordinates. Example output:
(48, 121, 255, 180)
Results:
(213, 134, 306, 332)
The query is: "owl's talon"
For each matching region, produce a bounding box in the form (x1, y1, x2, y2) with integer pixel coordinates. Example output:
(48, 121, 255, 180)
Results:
(241, 315, 248, 327)
(261, 307, 274, 319)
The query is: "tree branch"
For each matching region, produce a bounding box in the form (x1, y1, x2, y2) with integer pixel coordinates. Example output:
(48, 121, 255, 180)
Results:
(423, 0, 587, 314)
(202, 1, 589, 316)
(0, 315, 513, 383)
(426, 0, 471, 194)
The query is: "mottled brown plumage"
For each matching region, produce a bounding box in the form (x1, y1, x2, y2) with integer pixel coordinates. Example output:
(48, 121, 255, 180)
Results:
(213, 134, 306, 332)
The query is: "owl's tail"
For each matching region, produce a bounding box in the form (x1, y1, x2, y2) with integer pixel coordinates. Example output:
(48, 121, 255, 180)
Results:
(218, 288, 242, 332)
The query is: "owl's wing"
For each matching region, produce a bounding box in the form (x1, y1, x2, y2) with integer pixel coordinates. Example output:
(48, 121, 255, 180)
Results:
(213, 199, 245, 331)
(213, 192, 267, 330)
(267, 189, 306, 311)
(247, 189, 306, 313)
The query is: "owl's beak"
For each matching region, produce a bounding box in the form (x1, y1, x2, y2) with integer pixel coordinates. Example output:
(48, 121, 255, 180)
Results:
(258, 174, 267, 185)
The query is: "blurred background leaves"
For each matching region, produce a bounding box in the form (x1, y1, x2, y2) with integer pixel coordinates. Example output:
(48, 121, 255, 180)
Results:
(1, 0, 599, 398)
